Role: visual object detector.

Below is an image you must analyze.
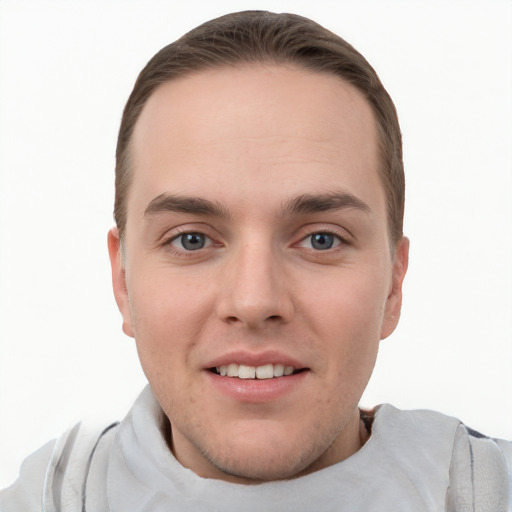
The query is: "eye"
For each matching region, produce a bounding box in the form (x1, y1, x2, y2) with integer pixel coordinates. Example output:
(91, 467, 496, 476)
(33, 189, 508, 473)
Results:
(299, 232, 342, 250)
(170, 232, 210, 251)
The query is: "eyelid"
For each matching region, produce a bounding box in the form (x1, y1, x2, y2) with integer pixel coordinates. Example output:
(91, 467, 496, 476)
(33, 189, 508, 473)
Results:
(159, 222, 213, 242)
(296, 231, 345, 250)
(159, 223, 222, 252)
(293, 224, 352, 247)
(170, 232, 213, 250)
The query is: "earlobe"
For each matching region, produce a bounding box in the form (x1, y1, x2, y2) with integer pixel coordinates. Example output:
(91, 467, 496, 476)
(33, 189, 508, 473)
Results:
(380, 236, 409, 340)
(107, 227, 135, 338)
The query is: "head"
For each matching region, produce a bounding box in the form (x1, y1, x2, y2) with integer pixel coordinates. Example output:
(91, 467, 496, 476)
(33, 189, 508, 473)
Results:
(114, 10, 404, 247)
(108, 11, 408, 483)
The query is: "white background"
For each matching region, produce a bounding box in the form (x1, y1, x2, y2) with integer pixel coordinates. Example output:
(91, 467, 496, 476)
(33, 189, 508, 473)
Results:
(0, 0, 511, 488)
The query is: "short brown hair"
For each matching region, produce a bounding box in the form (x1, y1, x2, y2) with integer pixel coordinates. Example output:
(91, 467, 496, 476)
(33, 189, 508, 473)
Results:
(115, 11, 404, 245)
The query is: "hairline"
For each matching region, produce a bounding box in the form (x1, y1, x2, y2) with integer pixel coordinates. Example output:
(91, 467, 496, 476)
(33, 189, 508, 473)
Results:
(119, 61, 399, 252)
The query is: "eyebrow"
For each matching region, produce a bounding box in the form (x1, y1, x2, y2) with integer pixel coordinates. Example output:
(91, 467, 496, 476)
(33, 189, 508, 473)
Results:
(281, 191, 371, 217)
(144, 193, 230, 219)
(144, 190, 371, 220)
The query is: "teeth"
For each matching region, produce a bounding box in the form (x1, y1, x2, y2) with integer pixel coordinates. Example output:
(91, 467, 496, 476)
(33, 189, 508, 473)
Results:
(256, 364, 273, 379)
(238, 365, 256, 379)
(273, 364, 285, 377)
(215, 363, 297, 379)
(227, 363, 238, 377)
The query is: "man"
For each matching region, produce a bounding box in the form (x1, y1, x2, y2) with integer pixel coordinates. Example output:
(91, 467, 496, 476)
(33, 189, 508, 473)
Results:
(1, 10, 510, 511)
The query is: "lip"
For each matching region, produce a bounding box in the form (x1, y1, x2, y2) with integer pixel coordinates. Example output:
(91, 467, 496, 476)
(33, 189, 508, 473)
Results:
(204, 349, 306, 370)
(203, 350, 310, 403)
(204, 369, 309, 403)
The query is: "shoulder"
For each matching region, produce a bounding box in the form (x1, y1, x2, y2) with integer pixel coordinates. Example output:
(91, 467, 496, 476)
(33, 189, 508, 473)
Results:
(0, 421, 118, 512)
(447, 422, 512, 510)
(0, 439, 55, 511)
(373, 404, 512, 510)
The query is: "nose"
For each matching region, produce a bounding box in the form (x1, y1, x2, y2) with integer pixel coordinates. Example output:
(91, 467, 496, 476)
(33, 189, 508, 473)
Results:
(216, 241, 294, 329)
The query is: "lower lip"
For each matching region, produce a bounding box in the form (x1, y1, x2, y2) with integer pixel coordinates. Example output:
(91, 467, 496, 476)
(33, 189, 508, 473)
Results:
(204, 370, 309, 403)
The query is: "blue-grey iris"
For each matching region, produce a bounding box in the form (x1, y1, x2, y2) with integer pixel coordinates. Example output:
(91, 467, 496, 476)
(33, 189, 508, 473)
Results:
(181, 233, 205, 250)
(311, 233, 334, 250)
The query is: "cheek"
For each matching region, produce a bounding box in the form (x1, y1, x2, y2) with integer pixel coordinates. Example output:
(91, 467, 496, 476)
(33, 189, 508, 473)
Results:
(309, 267, 389, 337)
(127, 271, 211, 368)
(304, 268, 389, 380)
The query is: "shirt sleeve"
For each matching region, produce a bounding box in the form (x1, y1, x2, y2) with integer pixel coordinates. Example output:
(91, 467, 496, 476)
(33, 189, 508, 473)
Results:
(495, 438, 512, 512)
(446, 423, 511, 512)
(0, 440, 55, 512)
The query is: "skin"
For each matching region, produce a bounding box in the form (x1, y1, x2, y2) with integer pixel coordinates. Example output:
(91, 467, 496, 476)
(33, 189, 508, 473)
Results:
(108, 65, 409, 483)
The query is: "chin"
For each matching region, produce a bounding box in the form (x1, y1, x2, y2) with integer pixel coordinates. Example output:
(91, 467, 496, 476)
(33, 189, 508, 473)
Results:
(204, 450, 314, 483)
(196, 425, 340, 484)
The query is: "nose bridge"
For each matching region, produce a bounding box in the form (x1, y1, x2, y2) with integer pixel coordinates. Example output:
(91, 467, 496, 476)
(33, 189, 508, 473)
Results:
(217, 235, 293, 327)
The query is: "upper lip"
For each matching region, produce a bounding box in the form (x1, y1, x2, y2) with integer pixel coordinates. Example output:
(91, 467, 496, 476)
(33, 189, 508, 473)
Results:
(204, 350, 307, 370)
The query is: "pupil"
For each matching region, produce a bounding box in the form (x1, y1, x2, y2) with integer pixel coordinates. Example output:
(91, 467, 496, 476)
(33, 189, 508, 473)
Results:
(182, 233, 205, 250)
(311, 233, 333, 250)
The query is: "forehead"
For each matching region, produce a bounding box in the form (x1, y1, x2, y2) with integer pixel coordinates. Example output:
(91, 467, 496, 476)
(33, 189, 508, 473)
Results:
(128, 65, 382, 217)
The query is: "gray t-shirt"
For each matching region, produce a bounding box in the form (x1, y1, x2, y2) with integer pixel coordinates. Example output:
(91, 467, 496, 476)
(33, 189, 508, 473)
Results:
(2, 386, 511, 511)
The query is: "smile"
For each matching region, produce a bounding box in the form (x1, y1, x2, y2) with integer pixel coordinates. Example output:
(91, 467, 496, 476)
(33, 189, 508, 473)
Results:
(206, 359, 309, 402)
(213, 363, 300, 379)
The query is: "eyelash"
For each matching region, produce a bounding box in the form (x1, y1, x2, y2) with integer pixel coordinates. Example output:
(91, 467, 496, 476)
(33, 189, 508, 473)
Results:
(162, 227, 348, 255)
(296, 231, 346, 251)
(162, 229, 215, 255)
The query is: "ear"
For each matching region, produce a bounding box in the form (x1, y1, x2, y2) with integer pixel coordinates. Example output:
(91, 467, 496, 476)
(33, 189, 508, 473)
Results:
(107, 227, 135, 338)
(380, 236, 409, 340)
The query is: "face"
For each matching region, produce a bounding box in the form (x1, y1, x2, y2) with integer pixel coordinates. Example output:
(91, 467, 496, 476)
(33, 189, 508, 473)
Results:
(109, 65, 408, 483)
